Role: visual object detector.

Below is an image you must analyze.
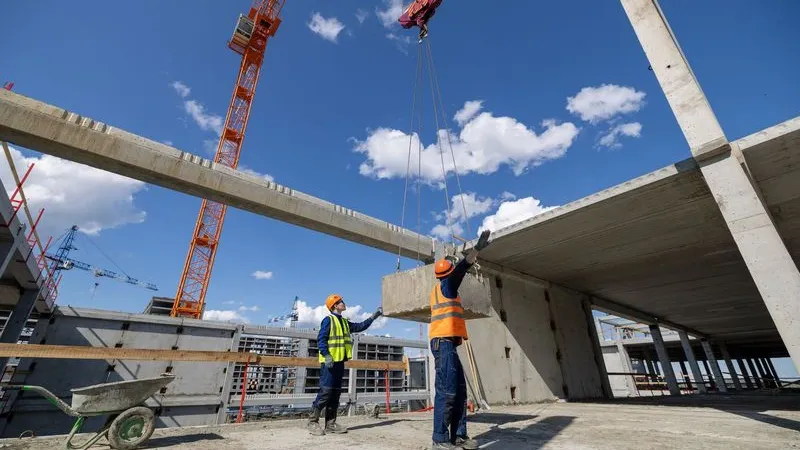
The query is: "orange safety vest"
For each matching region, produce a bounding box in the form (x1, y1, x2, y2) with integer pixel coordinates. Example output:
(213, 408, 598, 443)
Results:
(429, 283, 468, 340)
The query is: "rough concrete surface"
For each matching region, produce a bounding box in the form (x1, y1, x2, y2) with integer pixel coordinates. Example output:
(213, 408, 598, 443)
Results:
(382, 263, 493, 322)
(3, 395, 799, 450)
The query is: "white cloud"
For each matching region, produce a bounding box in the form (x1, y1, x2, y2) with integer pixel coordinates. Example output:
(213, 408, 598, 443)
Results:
(294, 300, 387, 330)
(353, 101, 580, 181)
(566, 84, 646, 124)
(204, 309, 249, 323)
(597, 122, 642, 149)
(355, 9, 369, 24)
(162, 140, 173, 146)
(202, 139, 218, 156)
(479, 196, 557, 233)
(239, 305, 260, 312)
(386, 33, 413, 54)
(0, 145, 146, 237)
(238, 166, 274, 182)
(432, 192, 495, 239)
(251, 270, 273, 280)
(376, 0, 404, 28)
(308, 13, 345, 43)
(170, 81, 191, 98)
(454, 101, 483, 126)
(183, 100, 224, 136)
(170, 82, 224, 139)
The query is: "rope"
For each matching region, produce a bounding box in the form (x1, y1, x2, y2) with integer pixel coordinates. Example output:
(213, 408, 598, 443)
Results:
(423, 41, 455, 249)
(425, 40, 472, 240)
(397, 43, 425, 271)
(82, 233, 131, 277)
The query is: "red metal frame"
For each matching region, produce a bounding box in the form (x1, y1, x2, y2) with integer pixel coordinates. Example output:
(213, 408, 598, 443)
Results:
(6, 163, 34, 226)
(171, 0, 285, 319)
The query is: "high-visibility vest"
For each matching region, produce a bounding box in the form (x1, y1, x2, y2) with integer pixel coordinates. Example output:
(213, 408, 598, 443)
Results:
(429, 283, 468, 339)
(319, 314, 353, 363)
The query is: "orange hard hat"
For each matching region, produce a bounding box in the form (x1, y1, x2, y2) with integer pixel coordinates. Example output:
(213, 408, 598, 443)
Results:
(434, 259, 454, 278)
(326, 294, 343, 310)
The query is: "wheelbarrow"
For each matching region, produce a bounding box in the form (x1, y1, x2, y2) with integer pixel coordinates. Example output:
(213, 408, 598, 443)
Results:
(4, 373, 175, 449)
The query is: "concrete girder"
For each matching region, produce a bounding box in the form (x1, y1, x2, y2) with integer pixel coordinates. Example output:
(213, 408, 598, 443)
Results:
(0, 90, 435, 262)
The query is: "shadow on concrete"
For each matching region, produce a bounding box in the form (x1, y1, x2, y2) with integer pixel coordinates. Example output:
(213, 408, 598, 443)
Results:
(347, 419, 407, 431)
(592, 392, 800, 433)
(473, 415, 575, 449)
(142, 432, 225, 447)
(467, 413, 537, 425)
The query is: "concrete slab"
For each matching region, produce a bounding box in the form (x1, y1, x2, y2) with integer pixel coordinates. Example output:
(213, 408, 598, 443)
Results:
(6, 394, 799, 449)
(381, 263, 493, 322)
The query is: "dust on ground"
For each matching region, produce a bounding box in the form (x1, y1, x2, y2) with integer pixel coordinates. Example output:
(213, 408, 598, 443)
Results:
(2, 394, 799, 450)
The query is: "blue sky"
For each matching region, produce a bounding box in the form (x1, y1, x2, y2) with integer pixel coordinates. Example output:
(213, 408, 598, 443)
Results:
(1, 1, 798, 375)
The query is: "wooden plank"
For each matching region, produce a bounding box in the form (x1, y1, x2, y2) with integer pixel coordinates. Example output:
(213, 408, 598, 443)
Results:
(0, 344, 406, 371)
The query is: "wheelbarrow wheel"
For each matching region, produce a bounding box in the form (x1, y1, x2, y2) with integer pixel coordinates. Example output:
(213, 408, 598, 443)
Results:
(107, 406, 155, 450)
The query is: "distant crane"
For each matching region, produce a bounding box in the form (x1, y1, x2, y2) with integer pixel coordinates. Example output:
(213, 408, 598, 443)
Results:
(171, 0, 286, 319)
(45, 226, 158, 292)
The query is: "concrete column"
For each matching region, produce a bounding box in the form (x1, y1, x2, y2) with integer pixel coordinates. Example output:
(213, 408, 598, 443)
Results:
(616, 338, 637, 396)
(746, 359, 763, 388)
(0, 288, 38, 369)
(754, 358, 770, 387)
(719, 344, 742, 390)
(620, 0, 800, 377)
(649, 325, 680, 395)
(678, 361, 690, 389)
(765, 358, 782, 388)
(737, 359, 754, 389)
(583, 299, 613, 399)
(0, 240, 21, 278)
(678, 331, 707, 394)
(758, 358, 775, 388)
(701, 340, 727, 392)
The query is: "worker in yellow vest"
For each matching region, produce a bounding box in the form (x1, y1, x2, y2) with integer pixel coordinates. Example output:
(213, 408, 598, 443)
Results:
(307, 294, 382, 436)
(429, 229, 491, 450)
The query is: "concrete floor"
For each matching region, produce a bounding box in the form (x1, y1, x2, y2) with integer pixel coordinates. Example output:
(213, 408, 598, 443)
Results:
(2, 394, 798, 450)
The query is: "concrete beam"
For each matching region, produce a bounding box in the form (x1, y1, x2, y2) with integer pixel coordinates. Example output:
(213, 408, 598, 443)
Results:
(678, 331, 707, 394)
(0, 90, 435, 261)
(590, 296, 707, 338)
(620, 0, 800, 375)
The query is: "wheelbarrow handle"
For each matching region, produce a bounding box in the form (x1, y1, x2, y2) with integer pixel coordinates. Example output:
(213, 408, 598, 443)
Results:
(2, 384, 80, 417)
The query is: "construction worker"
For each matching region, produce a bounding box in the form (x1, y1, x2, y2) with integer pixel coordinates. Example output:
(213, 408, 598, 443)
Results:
(307, 294, 383, 435)
(429, 230, 491, 450)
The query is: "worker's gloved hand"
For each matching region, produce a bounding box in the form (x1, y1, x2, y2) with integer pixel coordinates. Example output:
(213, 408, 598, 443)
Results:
(372, 307, 383, 319)
(475, 230, 492, 251)
(324, 354, 333, 369)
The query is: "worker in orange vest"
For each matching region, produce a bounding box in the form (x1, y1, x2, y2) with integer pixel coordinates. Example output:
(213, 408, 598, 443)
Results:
(429, 229, 491, 450)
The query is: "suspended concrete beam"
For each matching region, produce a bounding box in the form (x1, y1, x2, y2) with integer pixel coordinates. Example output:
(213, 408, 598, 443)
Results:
(0, 90, 436, 262)
(620, 0, 800, 375)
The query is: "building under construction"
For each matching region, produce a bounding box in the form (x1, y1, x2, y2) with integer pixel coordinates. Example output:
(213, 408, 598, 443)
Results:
(0, 0, 798, 448)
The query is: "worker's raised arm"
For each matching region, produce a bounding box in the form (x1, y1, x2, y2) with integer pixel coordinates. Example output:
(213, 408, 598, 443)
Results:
(347, 307, 383, 333)
(445, 230, 492, 295)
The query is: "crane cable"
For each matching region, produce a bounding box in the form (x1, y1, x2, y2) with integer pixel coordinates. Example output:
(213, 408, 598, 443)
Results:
(396, 39, 473, 271)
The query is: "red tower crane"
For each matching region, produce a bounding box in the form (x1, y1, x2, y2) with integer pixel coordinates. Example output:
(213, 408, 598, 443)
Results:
(171, 0, 286, 319)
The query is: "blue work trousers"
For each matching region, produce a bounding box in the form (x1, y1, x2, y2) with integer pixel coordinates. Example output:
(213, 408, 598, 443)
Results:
(431, 337, 468, 444)
(312, 361, 346, 422)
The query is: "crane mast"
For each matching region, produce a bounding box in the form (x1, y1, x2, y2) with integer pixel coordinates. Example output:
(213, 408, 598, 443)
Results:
(171, 0, 285, 319)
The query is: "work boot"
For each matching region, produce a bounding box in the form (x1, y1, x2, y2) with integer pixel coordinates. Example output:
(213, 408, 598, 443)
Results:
(431, 441, 460, 449)
(454, 436, 479, 449)
(307, 406, 325, 436)
(325, 419, 348, 434)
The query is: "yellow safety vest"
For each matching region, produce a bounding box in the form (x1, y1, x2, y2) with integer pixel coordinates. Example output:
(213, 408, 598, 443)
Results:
(319, 314, 353, 363)
(429, 283, 468, 340)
